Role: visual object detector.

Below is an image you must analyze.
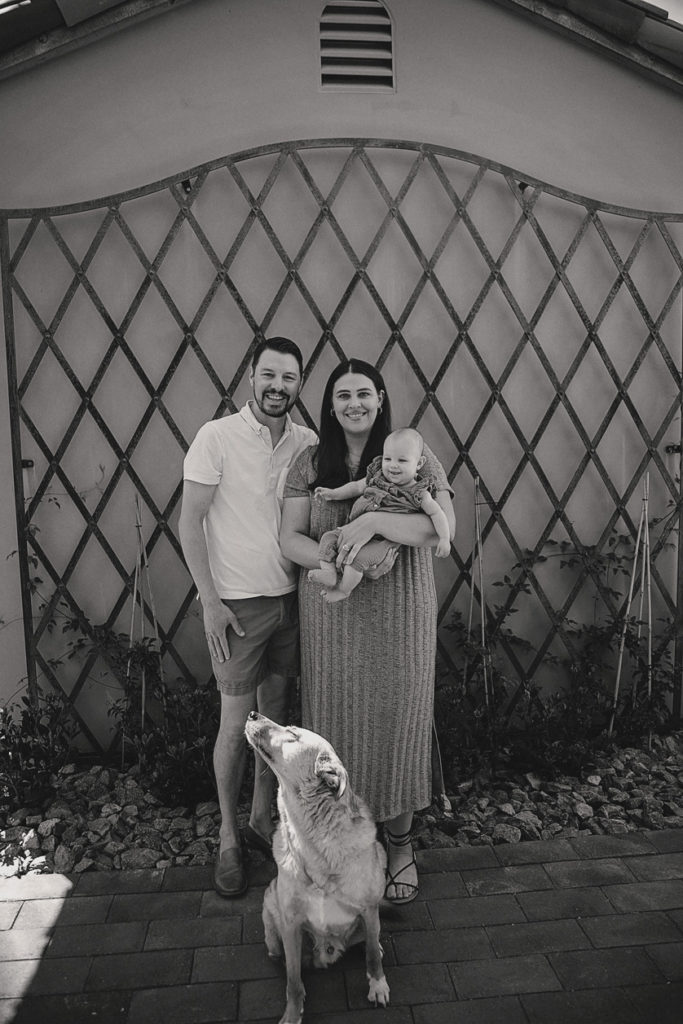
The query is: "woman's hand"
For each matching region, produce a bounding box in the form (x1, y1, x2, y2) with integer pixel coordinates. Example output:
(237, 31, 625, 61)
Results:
(364, 545, 399, 579)
(335, 513, 380, 568)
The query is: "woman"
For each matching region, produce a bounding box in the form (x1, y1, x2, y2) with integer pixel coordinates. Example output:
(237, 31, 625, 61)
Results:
(280, 359, 455, 903)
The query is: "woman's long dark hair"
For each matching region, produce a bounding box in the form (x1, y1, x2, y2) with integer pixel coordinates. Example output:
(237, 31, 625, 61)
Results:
(312, 359, 392, 489)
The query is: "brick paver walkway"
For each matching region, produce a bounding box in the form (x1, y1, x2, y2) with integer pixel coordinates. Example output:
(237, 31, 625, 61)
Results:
(1, 829, 682, 1023)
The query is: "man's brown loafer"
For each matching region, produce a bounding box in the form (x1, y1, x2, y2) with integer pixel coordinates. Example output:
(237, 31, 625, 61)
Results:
(214, 846, 247, 897)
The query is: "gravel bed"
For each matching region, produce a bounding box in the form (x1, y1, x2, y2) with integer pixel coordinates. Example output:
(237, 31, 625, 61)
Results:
(2, 733, 683, 877)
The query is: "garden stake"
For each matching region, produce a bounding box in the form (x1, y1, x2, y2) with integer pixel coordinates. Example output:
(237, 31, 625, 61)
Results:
(474, 479, 491, 708)
(127, 494, 164, 750)
(464, 478, 491, 706)
(608, 474, 650, 738)
(124, 554, 139, 768)
(638, 478, 653, 746)
(633, 478, 653, 713)
(134, 492, 164, 690)
(645, 508, 653, 748)
(463, 478, 478, 693)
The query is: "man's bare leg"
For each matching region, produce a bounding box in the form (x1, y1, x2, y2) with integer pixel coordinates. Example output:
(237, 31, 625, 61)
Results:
(214, 690, 255, 854)
(249, 673, 292, 841)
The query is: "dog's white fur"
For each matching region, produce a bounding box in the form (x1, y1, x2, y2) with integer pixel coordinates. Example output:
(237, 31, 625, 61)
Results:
(245, 712, 390, 1024)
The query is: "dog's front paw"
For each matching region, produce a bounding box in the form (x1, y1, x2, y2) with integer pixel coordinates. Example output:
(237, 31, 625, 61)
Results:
(278, 1007, 303, 1024)
(367, 974, 390, 1007)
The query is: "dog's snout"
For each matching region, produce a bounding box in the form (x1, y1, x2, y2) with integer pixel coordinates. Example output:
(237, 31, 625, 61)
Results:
(247, 711, 260, 721)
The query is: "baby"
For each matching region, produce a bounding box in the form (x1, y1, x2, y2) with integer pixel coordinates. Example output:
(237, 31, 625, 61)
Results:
(309, 427, 451, 603)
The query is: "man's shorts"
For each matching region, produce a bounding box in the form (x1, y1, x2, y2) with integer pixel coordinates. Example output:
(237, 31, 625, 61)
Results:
(210, 592, 300, 696)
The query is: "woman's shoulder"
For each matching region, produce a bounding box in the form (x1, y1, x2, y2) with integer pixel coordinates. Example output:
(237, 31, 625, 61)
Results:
(296, 443, 318, 468)
(286, 443, 319, 489)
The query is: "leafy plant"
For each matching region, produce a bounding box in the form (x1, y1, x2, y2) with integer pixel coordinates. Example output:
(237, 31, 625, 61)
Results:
(0, 692, 78, 813)
(73, 626, 220, 808)
(118, 682, 220, 808)
(435, 528, 676, 786)
(435, 608, 536, 782)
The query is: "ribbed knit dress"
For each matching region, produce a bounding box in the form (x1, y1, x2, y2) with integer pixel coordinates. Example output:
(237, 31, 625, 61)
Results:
(284, 444, 451, 822)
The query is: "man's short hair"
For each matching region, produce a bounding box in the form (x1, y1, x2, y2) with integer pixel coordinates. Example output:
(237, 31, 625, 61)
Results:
(251, 337, 304, 378)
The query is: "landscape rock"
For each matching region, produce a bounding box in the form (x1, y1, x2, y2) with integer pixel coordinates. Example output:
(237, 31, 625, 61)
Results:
(492, 823, 522, 844)
(2, 733, 682, 876)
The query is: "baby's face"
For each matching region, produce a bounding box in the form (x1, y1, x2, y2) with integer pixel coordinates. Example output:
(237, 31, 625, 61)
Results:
(382, 436, 422, 486)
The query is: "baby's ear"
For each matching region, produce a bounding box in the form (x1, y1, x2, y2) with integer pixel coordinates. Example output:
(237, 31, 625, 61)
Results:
(416, 455, 426, 470)
(315, 751, 348, 799)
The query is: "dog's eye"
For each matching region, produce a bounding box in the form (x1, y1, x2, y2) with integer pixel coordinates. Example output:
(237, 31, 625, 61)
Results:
(284, 729, 299, 742)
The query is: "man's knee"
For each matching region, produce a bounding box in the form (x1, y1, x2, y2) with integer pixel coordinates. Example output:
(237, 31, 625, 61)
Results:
(257, 673, 293, 720)
(216, 691, 256, 738)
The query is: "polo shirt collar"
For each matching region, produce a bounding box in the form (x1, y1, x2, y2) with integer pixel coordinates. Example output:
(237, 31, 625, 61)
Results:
(240, 401, 292, 441)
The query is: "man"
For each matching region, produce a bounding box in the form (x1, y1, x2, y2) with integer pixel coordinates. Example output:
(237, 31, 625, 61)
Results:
(179, 337, 317, 896)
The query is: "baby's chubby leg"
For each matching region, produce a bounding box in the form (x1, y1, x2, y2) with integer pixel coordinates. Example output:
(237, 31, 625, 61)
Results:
(309, 528, 343, 588)
(323, 564, 363, 603)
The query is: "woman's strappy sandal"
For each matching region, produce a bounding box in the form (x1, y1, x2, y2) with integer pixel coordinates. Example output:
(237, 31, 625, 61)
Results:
(383, 827, 418, 905)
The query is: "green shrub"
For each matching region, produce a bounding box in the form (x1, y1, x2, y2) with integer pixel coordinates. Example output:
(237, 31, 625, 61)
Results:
(435, 602, 674, 787)
(86, 628, 220, 808)
(0, 692, 78, 813)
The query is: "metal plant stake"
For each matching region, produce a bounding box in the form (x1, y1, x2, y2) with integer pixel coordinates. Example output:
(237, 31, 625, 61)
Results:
(464, 477, 491, 707)
(127, 494, 164, 751)
(608, 474, 652, 739)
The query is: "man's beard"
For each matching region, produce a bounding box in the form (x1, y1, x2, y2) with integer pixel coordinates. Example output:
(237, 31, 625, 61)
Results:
(254, 391, 295, 418)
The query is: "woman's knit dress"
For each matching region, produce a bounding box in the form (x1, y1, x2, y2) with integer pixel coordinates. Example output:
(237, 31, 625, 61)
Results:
(284, 445, 451, 822)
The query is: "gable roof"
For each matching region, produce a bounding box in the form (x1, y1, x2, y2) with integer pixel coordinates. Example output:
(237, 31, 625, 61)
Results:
(0, 0, 195, 81)
(490, 0, 683, 92)
(1, 0, 683, 93)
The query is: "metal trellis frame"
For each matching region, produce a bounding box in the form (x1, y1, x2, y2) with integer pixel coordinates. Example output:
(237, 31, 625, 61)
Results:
(2, 138, 682, 751)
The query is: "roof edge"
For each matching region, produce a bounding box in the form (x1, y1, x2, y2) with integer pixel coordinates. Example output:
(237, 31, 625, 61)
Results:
(0, 0, 196, 83)
(488, 0, 683, 96)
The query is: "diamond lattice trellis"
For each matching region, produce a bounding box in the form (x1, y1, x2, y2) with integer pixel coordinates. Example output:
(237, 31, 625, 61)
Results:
(2, 139, 683, 753)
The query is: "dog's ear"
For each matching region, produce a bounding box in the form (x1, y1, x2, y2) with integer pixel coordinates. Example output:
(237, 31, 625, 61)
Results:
(314, 751, 348, 799)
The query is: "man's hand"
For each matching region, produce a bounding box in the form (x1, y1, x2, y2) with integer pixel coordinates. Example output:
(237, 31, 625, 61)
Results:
(203, 601, 244, 663)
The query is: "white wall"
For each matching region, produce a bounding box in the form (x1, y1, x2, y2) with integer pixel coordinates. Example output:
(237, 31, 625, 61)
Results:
(1, 0, 681, 704)
(1, 0, 682, 211)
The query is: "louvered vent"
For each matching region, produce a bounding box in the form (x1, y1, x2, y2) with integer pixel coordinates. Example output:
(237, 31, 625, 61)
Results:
(320, 0, 394, 90)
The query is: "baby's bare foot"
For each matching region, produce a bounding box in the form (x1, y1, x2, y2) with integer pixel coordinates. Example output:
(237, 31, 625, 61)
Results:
(309, 567, 338, 586)
(322, 587, 349, 604)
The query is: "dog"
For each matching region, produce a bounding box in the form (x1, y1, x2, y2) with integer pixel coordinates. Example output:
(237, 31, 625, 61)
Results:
(244, 711, 390, 1024)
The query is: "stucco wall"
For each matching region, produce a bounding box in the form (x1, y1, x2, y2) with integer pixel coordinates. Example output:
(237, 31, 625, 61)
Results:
(1, 0, 682, 704)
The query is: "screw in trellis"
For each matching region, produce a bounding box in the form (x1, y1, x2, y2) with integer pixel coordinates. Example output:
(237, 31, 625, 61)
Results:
(608, 472, 652, 741)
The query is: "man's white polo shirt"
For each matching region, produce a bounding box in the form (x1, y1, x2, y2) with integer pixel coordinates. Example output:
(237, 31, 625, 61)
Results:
(183, 402, 317, 599)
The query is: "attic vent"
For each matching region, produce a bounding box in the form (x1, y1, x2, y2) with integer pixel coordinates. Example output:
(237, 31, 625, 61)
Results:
(320, 0, 394, 90)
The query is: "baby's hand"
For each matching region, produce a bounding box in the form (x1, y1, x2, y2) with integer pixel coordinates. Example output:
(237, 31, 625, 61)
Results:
(435, 539, 451, 558)
(314, 487, 336, 502)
